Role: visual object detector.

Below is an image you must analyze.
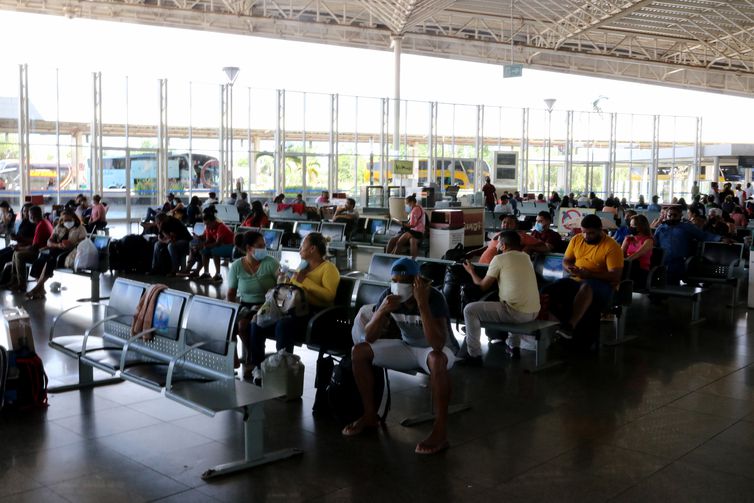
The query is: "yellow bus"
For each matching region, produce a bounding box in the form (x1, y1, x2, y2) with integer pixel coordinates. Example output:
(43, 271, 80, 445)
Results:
(365, 158, 491, 189)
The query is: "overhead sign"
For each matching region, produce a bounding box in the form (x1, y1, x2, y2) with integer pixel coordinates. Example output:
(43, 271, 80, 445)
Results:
(392, 160, 413, 175)
(503, 64, 523, 78)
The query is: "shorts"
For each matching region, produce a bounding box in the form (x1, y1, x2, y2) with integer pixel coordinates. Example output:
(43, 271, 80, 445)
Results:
(368, 339, 455, 374)
(400, 229, 423, 241)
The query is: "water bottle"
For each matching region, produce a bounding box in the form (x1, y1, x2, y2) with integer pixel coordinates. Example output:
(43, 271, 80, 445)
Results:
(279, 260, 290, 284)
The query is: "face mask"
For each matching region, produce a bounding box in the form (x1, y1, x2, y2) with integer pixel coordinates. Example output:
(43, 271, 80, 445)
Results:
(666, 219, 680, 226)
(298, 259, 309, 271)
(390, 282, 413, 302)
(533, 222, 544, 233)
(584, 234, 601, 245)
(405, 205, 412, 214)
(63, 221, 74, 229)
(252, 248, 267, 261)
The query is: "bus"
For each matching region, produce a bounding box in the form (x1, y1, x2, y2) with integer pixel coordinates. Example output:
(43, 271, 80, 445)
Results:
(0, 160, 74, 192)
(365, 157, 492, 189)
(101, 153, 219, 190)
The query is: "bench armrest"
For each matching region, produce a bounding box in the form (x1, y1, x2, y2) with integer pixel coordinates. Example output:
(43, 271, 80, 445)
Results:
(49, 302, 109, 343)
(118, 328, 159, 372)
(80, 313, 130, 353)
(165, 342, 207, 392)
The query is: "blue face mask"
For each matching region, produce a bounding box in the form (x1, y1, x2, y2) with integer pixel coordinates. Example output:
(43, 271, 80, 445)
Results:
(298, 259, 309, 271)
(405, 205, 412, 214)
(533, 222, 544, 233)
(252, 248, 268, 261)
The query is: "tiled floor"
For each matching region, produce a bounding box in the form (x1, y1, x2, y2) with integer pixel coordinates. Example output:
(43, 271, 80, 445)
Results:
(3, 272, 754, 502)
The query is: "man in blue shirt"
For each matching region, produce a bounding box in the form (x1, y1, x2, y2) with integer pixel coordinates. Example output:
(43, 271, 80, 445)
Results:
(347, 258, 457, 455)
(654, 206, 722, 284)
(647, 195, 662, 212)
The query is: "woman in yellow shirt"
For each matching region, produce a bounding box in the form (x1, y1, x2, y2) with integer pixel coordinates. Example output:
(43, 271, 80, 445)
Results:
(248, 232, 340, 382)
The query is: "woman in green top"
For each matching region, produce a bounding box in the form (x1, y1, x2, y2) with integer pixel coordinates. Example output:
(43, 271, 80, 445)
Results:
(227, 231, 279, 377)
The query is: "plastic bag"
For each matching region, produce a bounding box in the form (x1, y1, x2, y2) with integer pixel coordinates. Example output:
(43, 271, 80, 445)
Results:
(261, 349, 305, 400)
(254, 288, 284, 327)
(73, 239, 98, 272)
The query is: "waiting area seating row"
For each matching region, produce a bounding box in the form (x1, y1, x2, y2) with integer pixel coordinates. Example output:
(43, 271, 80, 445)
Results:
(48, 278, 302, 479)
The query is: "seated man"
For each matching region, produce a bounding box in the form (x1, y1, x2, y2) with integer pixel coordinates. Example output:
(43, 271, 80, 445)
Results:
(467, 215, 548, 264)
(145, 193, 175, 222)
(7, 205, 52, 292)
(653, 205, 722, 285)
(152, 213, 192, 276)
(530, 211, 564, 252)
(333, 197, 360, 237)
(546, 214, 624, 341)
(460, 231, 540, 363)
(347, 258, 456, 455)
(493, 195, 514, 215)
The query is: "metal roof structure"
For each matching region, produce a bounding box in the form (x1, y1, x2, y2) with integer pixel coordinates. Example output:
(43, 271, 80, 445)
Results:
(4, 0, 754, 95)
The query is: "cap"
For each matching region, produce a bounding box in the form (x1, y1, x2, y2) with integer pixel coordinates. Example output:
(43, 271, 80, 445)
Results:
(391, 257, 420, 277)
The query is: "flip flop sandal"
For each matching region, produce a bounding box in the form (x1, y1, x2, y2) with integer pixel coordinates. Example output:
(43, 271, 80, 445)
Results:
(415, 440, 450, 455)
(341, 420, 379, 437)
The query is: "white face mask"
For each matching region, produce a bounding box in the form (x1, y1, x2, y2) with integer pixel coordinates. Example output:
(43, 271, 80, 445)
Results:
(390, 282, 413, 302)
(63, 221, 74, 229)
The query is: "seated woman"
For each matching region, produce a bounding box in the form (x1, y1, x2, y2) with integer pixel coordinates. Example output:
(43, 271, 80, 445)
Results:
(86, 194, 108, 232)
(386, 194, 426, 258)
(189, 210, 235, 282)
(227, 231, 279, 378)
(248, 232, 340, 383)
(241, 201, 270, 228)
(26, 210, 87, 300)
(186, 196, 203, 226)
(621, 214, 654, 289)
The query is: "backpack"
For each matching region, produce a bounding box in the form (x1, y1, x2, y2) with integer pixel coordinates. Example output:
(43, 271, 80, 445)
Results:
(7, 350, 48, 410)
(326, 356, 390, 426)
(109, 234, 152, 273)
(442, 243, 466, 262)
(442, 263, 472, 322)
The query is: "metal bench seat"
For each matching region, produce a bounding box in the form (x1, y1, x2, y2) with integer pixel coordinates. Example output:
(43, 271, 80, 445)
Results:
(481, 319, 562, 372)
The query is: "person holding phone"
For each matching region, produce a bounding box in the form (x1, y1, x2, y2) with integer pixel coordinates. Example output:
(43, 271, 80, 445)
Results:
(347, 257, 456, 455)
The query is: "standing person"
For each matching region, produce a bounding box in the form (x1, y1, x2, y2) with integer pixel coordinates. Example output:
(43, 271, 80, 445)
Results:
(248, 232, 339, 382)
(691, 181, 700, 198)
(6, 206, 52, 292)
(226, 231, 279, 379)
(26, 210, 87, 300)
(0, 201, 15, 236)
(622, 214, 654, 289)
(460, 231, 540, 363)
(386, 194, 425, 258)
(151, 213, 193, 276)
(190, 210, 235, 282)
(242, 201, 270, 228)
(482, 176, 497, 212)
(346, 258, 454, 455)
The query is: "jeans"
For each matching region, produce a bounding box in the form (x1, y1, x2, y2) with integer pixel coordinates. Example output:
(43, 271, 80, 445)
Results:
(249, 315, 309, 366)
(152, 239, 190, 273)
(462, 301, 538, 357)
(200, 244, 234, 258)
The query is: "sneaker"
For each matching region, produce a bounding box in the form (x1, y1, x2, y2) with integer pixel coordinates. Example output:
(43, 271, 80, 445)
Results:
(251, 367, 263, 386)
(456, 355, 483, 367)
(555, 324, 574, 340)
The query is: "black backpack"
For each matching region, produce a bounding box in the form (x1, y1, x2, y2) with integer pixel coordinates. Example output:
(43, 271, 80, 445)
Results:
(7, 350, 48, 410)
(442, 243, 466, 262)
(326, 356, 390, 427)
(443, 263, 472, 322)
(110, 234, 152, 273)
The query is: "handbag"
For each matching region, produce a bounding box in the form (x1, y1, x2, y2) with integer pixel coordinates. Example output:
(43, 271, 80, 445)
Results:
(255, 284, 309, 327)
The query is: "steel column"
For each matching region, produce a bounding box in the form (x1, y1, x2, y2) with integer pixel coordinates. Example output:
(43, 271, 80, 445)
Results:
(520, 108, 529, 192)
(391, 35, 402, 155)
(380, 97, 389, 190)
(693, 117, 702, 187)
(428, 101, 437, 186)
(91, 71, 103, 197)
(474, 104, 484, 194)
(18, 64, 30, 203)
(607, 112, 617, 196)
(649, 115, 660, 199)
(329, 93, 339, 193)
(158, 79, 168, 200)
(219, 84, 228, 198)
(274, 89, 286, 194)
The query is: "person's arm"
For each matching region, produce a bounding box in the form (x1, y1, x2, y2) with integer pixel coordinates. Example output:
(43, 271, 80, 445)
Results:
(412, 278, 447, 351)
(293, 264, 340, 305)
(627, 237, 653, 261)
(562, 238, 577, 273)
(227, 288, 238, 304)
(464, 246, 486, 259)
(522, 238, 549, 255)
(364, 293, 400, 343)
(463, 259, 497, 292)
(621, 237, 631, 255)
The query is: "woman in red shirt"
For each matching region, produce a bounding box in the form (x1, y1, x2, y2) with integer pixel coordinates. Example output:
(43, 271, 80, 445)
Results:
(241, 201, 270, 228)
(622, 214, 654, 288)
(193, 211, 235, 282)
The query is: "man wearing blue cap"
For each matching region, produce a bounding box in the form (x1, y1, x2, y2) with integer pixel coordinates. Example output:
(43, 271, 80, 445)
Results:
(346, 257, 456, 455)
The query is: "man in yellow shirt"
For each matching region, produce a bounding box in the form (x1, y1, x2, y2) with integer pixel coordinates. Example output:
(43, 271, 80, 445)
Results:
(549, 214, 624, 341)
